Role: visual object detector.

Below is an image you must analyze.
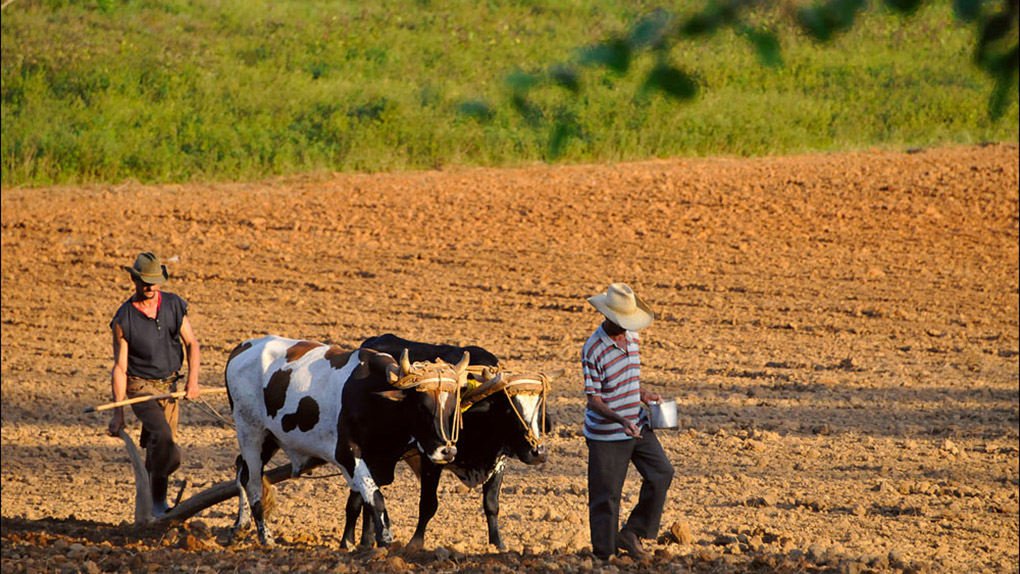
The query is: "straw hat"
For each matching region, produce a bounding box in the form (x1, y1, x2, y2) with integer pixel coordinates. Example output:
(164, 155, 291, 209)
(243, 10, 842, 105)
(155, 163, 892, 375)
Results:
(588, 283, 654, 331)
(123, 252, 168, 285)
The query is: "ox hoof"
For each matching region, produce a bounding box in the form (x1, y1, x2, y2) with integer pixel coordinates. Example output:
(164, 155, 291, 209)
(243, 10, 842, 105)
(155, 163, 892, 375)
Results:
(228, 528, 249, 546)
(152, 501, 171, 519)
(257, 531, 276, 548)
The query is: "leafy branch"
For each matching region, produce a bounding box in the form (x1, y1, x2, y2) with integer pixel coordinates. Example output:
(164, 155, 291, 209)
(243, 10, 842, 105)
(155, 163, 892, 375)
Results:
(463, 0, 1018, 159)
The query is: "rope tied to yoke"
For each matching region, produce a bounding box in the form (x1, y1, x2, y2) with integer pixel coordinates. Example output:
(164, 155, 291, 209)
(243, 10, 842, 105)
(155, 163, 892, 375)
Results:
(461, 369, 553, 449)
(389, 351, 469, 448)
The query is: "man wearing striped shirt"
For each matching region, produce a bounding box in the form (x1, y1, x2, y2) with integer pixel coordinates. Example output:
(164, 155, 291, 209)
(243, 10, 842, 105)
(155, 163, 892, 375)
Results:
(582, 283, 674, 561)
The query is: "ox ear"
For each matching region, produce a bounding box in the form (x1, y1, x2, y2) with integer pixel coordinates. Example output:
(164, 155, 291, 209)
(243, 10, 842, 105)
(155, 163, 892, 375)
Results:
(377, 389, 407, 402)
(400, 348, 412, 375)
(544, 369, 565, 382)
(387, 364, 401, 385)
(464, 400, 491, 414)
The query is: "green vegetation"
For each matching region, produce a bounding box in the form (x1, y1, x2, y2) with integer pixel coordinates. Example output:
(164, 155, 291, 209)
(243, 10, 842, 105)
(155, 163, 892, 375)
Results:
(2, 0, 1016, 186)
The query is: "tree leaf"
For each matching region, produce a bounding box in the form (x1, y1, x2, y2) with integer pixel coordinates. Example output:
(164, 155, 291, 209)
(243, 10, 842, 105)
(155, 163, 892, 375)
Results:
(795, 6, 834, 41)
(831, 0, 868, 30)
(505, 70, 540, 94)
(511, 93, 543, 126)
(457, 100, 494, 121)
(953, 0, 984, 22)
(987, 64, 1015, 119)
(978, 13, 1013, 49)
(883, 0, 924, 15)
(680, 10, 722, 37)
(630, 8, 670, 49)
(548, 121, 571, 159)
(644, 64, 698, 100)
(796, 0, 866, 42)
(549, 64, 580, 93)
(579, 38, 632, 73)
(745, 27, 783, 67)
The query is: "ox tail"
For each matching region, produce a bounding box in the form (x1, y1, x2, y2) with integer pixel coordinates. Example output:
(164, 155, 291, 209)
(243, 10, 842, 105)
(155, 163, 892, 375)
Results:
(224, 340, 256, 412)
(261, 475, 277, 518)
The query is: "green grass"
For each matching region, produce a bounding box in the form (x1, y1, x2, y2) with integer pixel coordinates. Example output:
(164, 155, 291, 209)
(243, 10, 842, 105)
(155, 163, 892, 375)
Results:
(1, 0, 1016, 186)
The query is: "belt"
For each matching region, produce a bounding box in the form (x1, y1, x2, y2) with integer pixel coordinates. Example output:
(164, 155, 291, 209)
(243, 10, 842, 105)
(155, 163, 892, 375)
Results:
(127, 373, 181, 390)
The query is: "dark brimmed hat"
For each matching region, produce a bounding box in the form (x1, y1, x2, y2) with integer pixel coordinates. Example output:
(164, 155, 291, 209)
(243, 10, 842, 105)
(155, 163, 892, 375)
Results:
(123, 252, 168, 285)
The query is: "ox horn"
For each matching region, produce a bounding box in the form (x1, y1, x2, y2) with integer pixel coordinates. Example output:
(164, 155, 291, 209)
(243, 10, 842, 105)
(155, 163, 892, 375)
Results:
(400, 348, 412, 375)
(455, 351, 470, 374)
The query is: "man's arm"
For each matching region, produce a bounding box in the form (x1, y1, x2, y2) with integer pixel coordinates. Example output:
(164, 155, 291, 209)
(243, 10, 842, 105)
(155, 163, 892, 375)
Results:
(179, 315, 201, 400)
(108, 324, 129, 436)
(586, 394, 642, 438)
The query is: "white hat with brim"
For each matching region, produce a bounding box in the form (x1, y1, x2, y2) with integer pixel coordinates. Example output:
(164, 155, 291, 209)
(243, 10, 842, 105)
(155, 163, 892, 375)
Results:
(123, 252, 168, 285)
(588, 283, 655, 331)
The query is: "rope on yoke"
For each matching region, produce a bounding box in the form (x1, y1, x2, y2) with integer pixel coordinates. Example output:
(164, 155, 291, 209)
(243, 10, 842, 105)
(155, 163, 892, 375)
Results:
(461, 369, 554, 449)
(388, 350, 469, 451)
(502, 373, 551, 449)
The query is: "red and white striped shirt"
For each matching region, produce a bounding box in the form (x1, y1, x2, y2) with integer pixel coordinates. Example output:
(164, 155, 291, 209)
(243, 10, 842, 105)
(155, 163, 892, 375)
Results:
(582, 325, 647, 441)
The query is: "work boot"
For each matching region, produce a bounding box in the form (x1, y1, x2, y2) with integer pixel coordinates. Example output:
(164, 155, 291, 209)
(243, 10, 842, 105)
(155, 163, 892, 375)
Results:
(151, 475, 170, 517)
(616, 528, 650, 561)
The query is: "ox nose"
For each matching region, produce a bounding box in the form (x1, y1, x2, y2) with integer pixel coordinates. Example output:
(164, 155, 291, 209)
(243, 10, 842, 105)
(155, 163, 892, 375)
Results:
(437, 445, 457, 463)
(531, 445, 548, 463)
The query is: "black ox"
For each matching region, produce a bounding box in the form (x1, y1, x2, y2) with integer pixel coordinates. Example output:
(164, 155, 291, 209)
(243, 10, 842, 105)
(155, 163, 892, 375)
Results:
(342, 333, 553, 551)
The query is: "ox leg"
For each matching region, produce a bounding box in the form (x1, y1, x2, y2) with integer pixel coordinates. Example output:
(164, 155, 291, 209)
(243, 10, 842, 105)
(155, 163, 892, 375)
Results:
(340, 491, 367, 550)
(482, 470, 507, 551)
(367, 489, 393, 547)
(359, 496, 376, 548)
(407, 461, 443, 550)
(338, 447, 394, 547)
(231, 456, 253, 542)
(236, 433, 278, 546)
(355, 461, 393, 546)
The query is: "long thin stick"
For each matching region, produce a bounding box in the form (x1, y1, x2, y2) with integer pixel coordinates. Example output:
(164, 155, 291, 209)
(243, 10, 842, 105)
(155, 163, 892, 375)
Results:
(84, 387, 227, 413)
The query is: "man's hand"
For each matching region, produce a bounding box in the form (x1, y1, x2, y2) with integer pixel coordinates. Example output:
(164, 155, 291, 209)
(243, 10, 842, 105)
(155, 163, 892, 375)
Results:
(640, 388, 661, 405)
(185, 380, 201, 400)
(588, 393, 643, 439)
(623, 420, 643, 439)
(108, 408, 125, 436)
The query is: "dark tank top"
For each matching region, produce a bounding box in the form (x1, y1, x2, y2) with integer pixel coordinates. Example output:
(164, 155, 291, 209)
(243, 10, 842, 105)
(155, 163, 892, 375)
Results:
(111, 291, 188, 379)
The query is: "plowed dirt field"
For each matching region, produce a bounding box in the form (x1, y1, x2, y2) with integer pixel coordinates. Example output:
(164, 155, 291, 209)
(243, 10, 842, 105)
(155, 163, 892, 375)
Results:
(2, 144, 1018, 574)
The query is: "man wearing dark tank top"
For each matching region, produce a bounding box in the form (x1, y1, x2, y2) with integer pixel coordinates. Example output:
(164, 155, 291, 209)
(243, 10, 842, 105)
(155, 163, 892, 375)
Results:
(108, 252, 201, 517)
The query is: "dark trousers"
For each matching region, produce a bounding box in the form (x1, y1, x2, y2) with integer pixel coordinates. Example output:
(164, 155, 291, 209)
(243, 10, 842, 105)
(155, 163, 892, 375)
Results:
(587, 428, 674, 559)
(127, 380, 182, 488)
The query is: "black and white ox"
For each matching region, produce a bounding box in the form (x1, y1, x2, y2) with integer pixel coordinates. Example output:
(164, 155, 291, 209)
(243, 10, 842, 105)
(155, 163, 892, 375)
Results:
(224, 335, 468, 547)
(343, 334, 552, 551)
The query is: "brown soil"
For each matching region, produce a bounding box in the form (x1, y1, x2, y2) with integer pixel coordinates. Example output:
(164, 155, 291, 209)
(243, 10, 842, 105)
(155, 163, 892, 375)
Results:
(2, 144, 1018, 574)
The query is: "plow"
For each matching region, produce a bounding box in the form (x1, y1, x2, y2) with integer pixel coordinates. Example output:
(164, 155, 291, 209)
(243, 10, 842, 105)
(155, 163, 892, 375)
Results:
(85, 388, 313, 525)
